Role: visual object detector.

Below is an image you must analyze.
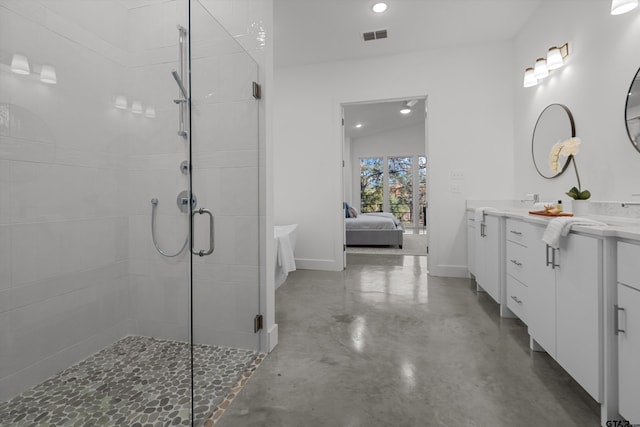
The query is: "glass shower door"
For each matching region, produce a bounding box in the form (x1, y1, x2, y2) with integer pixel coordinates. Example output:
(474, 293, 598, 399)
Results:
(188, 1, 262, 424)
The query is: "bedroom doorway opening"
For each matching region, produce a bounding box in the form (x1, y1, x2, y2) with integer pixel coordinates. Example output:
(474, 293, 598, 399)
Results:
(341, 96, 428, 265)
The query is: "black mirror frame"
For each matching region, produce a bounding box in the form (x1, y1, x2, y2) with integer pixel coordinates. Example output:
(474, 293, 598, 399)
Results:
(531, 103, 576, 179)
(624, 67, 640, 153)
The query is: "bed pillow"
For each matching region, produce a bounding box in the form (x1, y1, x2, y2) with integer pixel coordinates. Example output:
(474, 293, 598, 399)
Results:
(344, 202, 350, 218)
(348, 207, 358, 218)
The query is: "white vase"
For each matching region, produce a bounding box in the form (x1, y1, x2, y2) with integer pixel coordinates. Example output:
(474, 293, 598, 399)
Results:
(571, 199, 589, 216)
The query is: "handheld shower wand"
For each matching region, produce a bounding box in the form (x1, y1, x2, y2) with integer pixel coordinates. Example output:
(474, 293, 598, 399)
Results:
(171, 71, 188, 100)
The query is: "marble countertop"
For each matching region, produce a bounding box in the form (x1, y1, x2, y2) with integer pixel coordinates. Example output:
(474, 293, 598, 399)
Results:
(466, 205, 640, 242)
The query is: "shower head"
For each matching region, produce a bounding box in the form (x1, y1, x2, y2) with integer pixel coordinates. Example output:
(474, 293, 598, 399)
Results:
(151, 198, 158, 205)
(171, 71, 188, 99)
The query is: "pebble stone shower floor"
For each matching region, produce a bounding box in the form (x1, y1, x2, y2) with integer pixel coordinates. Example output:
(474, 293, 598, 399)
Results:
(0, 336, 261, 426)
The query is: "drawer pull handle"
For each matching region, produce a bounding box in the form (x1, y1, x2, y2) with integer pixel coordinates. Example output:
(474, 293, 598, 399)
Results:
(510, 259, 523, 267)
(509, 230, 523, 235)
(615, 305, 626, 335)
(511, 295, 523, 305)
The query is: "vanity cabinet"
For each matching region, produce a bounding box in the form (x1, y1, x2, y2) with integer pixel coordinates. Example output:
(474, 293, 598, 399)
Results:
(617, 241, 640, 423)
(475, 215, 501, 304)
(467, 212, 476, 276)
(505, 219, 529, 324)
(526, 224, 557, 357)
(527, 223, 602, 402)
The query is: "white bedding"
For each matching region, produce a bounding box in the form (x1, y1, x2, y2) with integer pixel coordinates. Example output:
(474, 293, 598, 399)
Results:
(346, 213, 400, 230)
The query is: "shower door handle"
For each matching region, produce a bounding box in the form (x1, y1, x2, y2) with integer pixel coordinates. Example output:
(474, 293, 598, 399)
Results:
(192, 208, 214, 256)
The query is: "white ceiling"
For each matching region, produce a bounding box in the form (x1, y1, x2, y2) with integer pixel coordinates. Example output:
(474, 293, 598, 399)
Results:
(343, 99, 426, 139)
(274, 0, 543, 68)
(276, 0, 544, 140)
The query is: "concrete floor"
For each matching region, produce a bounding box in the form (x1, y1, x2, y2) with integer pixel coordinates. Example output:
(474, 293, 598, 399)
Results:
(217, 254, 601, 427)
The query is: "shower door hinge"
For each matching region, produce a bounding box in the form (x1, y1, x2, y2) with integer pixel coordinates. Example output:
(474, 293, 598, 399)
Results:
(341, 118, 344, 126)
(254, 314, 263, 333)
(252, 82, 262, 99)
(426, 246, 429, 254)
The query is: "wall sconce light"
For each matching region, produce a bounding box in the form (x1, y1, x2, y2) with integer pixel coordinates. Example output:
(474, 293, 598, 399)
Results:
(39, 65, 57, 84)
(11, 54, 30, 75)
(131, 101, 143, 114)
(611, 0, 638, 15)
(523, 67, 537, 87)
(523, 43, 569, 88)
(114, 95, 128, 110)
(534, 58, 549, 80)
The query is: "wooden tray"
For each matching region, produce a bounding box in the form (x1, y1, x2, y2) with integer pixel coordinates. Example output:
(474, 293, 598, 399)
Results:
(529, 210, 574, 217)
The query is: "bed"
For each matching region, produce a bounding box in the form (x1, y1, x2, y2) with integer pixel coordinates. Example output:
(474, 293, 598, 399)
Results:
(345, 212, 404, 248)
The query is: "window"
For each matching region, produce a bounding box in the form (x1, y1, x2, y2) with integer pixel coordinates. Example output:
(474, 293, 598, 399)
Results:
(388, 157, 413, 224)
(358, 155, 426, 227)
(418, 155, 427, 226)
(360, 158, 383, 212)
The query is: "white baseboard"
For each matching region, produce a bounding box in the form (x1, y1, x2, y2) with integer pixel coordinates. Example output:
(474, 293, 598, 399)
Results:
(429, 264, 470, 278)
(264, 323, 278, 353)
(295, 258, 342, 271)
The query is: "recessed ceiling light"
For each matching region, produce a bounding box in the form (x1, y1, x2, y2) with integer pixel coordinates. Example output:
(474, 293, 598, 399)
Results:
(355, 123, 363, 128)
(372, 2, 388, 13)
(400, 108, 411, 115)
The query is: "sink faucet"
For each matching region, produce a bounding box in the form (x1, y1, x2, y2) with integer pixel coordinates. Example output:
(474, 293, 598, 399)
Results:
(622, 194, 640, 207)
(521, 193, 539, 203)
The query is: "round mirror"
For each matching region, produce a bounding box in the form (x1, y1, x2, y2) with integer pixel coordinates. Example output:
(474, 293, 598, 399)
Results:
(532, 103, 575, 179)
(625, 67, 640, 152)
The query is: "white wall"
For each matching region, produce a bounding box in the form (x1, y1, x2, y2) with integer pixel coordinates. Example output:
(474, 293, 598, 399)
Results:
(274, 42, 515, 275)
(514, 2, 640, 204)
(349, 123, 425, 212)
(0, 0, 130, 401)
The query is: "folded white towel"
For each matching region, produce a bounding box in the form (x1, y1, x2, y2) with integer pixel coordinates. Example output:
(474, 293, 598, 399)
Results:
(474, 207, 498, 222)
(542, 217, 607, 248)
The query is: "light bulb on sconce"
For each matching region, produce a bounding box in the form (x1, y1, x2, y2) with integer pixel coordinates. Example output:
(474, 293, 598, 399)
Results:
(11, 54, 30, 75)
(39, 65, 57, 84)
(546, 43, 569, 71)
(131, 101, 143, 114)
(114, 95, 128, 110)
(534, 58, 549, 80)
(523, 67, 538, 87)
(611, 0, 638, 15)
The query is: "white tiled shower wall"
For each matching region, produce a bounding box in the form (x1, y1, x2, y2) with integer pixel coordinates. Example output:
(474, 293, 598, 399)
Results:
(0, 0, 265, 402)
(0, 0, 130, 402)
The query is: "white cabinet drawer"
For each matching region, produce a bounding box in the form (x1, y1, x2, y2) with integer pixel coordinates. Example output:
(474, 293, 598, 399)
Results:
(507, 275, 527, 324)
(506, 219, 527, 246)
(506, 240, 527, 284)
(618, 283, 640, 423)
(619, 242, 640, 291)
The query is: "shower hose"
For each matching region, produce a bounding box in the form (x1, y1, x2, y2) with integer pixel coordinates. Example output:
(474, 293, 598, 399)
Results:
(150, 198, 189, 257)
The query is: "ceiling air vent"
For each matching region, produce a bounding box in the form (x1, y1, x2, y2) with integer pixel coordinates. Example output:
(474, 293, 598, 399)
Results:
(363, 29, 388, 42)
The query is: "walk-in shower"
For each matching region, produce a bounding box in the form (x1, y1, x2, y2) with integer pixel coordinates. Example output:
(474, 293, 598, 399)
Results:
(0, 1, 263, 425)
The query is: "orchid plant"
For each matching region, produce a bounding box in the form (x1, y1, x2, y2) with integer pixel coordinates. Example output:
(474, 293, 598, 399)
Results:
(549, 137, 591, 200)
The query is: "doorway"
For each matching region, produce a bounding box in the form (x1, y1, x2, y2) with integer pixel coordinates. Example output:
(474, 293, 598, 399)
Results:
(341, 97, 428, 266)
